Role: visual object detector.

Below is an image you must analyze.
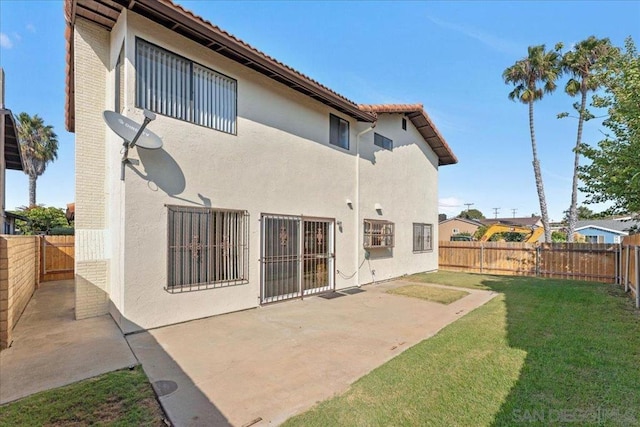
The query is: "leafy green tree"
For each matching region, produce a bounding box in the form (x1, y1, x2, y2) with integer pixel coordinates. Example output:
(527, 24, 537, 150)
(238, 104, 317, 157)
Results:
(458, 209, 485, 220)
(579, 37, 640, 214)
(473, 225, 489, 240)
(559, 36, 616, 242)
(13, 205, 70, 235)
(503, 44, 563, 242)
(562, 205, 598, 223)
(552, 231, 568, 242)
(15, 113, 59, 206)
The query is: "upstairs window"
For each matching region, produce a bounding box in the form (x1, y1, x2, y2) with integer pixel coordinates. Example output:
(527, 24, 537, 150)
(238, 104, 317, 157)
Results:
(364, 220, 395, 249)
(136, 38, 237, 134)
(374, 133, 393, 151)
(329, 114, 349, 149)
(413, 223, 433, 252)
(402, 118, 407, 130)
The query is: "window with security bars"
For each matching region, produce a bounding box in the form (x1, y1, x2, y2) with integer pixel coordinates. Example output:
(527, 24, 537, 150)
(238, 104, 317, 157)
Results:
(363, 220, 395, 248)
(136, 38, 237, 134)
(167, 206, 249, 291)
(413, 223, 433, 252)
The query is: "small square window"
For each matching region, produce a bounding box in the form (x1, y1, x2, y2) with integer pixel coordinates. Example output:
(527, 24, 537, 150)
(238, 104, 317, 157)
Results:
(402, 118, 407, 130)
(374, 133, 393, 151)
(330, 114, 349, 149)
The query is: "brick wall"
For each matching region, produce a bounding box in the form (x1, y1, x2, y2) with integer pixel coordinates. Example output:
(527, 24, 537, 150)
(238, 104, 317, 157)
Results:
(73, 18, 110, 320)
(0, 236, 39, 349)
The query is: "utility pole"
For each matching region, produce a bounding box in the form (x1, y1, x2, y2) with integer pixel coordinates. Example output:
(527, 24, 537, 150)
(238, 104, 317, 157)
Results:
(464, 203, 474, 213)
(511, 208, 518, 218)
(492, 207, 500, 219)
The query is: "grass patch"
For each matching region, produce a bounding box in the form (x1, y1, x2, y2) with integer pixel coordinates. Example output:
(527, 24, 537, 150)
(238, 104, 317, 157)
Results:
(387, 284, 469, 304)
(284, 272, 640, 426)
(0, 366, 166, 426)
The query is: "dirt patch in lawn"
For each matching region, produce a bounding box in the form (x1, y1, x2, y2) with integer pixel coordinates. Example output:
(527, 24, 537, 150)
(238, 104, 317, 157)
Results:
(387, 284, 469, 304)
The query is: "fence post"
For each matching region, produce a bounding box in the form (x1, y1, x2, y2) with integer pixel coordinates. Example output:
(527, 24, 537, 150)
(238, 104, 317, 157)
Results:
(614, 244, 620, 284)
(480, 243, 484, 274)
(625, 245, 631, 292)
(635, 246, 640, 309)
(535, 245, 541, 277)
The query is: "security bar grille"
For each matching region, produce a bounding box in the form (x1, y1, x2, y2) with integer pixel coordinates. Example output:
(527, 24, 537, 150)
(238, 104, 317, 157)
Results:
(261, 214, 334, 303)
(136, 38, 237, 134)
(167, 206, 249, 292)
(364, 219, 395, 248)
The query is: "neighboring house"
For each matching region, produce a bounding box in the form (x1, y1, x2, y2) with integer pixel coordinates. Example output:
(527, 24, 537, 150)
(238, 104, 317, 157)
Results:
(64, 0, 457, 332)
(439, 217, 481, 240)
(574, 220, 639, 244)
(0, 68, 24, 235)
(480, 216, 543, 228)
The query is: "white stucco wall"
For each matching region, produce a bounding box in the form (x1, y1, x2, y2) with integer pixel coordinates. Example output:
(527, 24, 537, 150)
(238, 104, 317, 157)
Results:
(80, 11, 442, 332)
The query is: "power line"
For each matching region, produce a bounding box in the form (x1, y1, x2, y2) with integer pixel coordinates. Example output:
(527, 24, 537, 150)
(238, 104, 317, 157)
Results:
(492, 207, 500, 219)
(511, 208, 518, 218)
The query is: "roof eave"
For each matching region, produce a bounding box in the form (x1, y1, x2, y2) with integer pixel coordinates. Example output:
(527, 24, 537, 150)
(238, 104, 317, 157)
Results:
(4, 111, 24, 171)
(64, 0, 375, 132)
(358, 104, 458, 166)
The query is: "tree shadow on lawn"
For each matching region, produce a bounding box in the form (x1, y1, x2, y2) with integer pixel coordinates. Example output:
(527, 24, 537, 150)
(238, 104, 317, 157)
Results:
(478, 275, 640, 426)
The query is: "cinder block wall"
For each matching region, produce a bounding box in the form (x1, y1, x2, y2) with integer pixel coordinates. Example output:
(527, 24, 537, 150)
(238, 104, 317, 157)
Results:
(0, 236, 40, 349)
(73, 18, 110, 320)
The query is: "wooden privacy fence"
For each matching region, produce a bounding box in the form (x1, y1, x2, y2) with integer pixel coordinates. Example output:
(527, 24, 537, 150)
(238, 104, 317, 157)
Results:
(618, 235, 640, 308)
(439, 241, 617, 282)
(40, 236, 74, 282)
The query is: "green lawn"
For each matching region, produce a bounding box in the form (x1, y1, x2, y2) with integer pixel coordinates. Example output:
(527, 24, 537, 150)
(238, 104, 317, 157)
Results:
(285, 271, 640, 426)
(0, 366, 166, 426)
(387, 284, 469, 304)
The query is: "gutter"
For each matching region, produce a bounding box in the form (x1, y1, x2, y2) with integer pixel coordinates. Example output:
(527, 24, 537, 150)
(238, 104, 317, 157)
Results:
(354, 117, 377, 287)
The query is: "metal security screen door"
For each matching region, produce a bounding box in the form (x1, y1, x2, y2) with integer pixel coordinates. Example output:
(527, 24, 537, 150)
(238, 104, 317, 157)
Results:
(261, 215, 335, 303)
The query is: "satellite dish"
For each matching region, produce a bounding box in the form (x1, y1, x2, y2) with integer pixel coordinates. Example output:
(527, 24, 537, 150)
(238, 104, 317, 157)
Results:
(103, 110, 162, 150)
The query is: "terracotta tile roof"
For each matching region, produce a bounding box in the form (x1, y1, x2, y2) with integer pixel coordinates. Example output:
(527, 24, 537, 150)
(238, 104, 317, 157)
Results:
(63, 1, 457, 167)
(64, 0, 374, 131)
(359, 104, 457, 166)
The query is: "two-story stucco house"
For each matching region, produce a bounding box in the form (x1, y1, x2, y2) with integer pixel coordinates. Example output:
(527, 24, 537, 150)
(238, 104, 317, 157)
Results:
(64, 0, 457, 333)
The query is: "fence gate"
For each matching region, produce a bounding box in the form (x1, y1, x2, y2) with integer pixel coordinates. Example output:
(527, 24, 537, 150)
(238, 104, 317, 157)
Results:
(40, 236, 75, 282)
(261, 214, 334, 304)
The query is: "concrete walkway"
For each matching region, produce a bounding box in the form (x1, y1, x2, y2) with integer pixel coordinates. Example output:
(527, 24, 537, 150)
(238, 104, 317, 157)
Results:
(0, 280, 137, 404)
(128, 279, 497, 426)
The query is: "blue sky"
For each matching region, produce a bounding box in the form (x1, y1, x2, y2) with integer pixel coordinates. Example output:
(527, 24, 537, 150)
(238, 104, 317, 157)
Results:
(1, 1, 639, 221)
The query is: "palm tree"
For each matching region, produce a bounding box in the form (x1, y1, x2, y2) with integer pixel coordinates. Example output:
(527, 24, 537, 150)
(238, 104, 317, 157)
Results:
(561, 37, 615, 242)
(503, 44, 563, 242)
(15, 113, 59, 206)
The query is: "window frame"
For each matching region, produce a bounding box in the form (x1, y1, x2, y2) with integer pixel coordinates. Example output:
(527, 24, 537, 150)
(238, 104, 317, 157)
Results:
(135, 37, 238, 134)
(363, 219, 395, 249)
(402, 117, 407, 131)
(374, 133, 393, 151)
(329, 113, 350, 150)
(166, 205, 249, 293)
(413, 223, 434, 253)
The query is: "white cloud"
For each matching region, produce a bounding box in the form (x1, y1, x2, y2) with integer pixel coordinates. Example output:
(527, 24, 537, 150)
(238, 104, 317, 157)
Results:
(439, 197, 464, 216)
(427, 16, 523, 56)
(26, 23, 36, 33)
(0, 33, 13, 49)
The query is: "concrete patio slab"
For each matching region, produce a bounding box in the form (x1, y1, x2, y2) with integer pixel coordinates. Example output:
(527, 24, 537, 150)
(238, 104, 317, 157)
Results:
(127, 279, 497, 426)
(0, 280, 137, 404)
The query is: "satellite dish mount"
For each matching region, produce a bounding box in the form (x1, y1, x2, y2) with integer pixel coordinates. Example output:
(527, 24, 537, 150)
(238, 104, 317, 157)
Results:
(102, 109, 163, 180)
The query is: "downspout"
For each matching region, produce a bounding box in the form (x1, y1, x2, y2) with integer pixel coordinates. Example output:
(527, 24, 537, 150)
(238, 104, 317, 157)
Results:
(355, 116, 376, 287)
